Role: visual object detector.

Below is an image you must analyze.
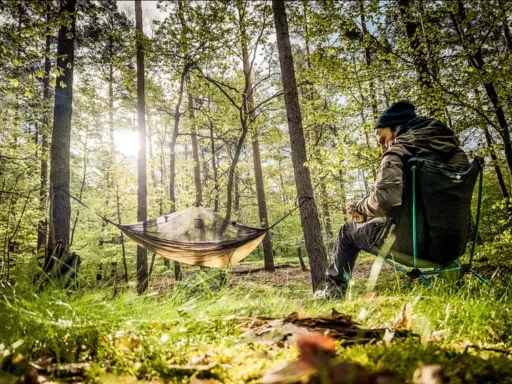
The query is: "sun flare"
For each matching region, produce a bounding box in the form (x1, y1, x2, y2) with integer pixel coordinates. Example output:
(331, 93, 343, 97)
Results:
(114, 130, 139, 157)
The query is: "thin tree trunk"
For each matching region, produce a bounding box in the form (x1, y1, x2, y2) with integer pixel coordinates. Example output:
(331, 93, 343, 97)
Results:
(234, 169, 240, 214)
(237, 0, 275, 270)
(108, 37, 115, 187)
(169, 68, 188, 211)
(169, 67, 188, 281)
(159, 133, 170, 269)
(483, 126, 510, 199)
(135, 0, 148, 294)
(147, 116, 159, 274)
(188, 80, 202, 206)
(397, 0, 438, 115)
(37, 5, 51, 258)
(339, 170, 348, 222)
(272, 0, 328, 292)
(297, 244, 307, 272)
(147, 115, 157, 190)
(46, 0, 77, 272)
(473, 88, 510, 201)
(116, 185, 128, 283)
(358, 0, 378, 119)
(70, 129, 89, 247)
(221, 129, 248, 232)
(209, 119, 219, 212)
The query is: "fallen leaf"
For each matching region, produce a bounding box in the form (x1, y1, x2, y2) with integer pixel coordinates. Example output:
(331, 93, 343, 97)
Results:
(394, 303, 415, 331)
(364, 292, 376, 301)
(261, 360, 316, 384)
(429, 330, 447, 343)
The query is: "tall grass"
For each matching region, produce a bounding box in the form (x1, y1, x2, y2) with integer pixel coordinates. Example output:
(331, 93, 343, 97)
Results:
(1, 265, 511, 382)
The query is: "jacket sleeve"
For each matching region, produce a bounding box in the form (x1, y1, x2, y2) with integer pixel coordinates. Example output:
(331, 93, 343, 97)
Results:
(355, 153, 404, 218)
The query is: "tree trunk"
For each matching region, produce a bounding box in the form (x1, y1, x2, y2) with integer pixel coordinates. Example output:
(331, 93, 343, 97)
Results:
(135, 0, 148, 294)
(358, 0, 378, 119)
(473, 88, 510, 201)
(116, 185, 128, 283)
(169, 67, 188, 281)
(37, 6, 51, 258)
(46, 0, 77, 272)
(209, 119, 219, 212)
(272, 0, 328, 292)
(188, 80, 202, 206)
(108, 39, 115, 187)
(234, 169, 240, 214)
(237, 0, 275, 270)
(483, 126, 510, 200)
(70, 128, 89, 247)
(169, 67, 188, 212)
(397, 0, 438, 115)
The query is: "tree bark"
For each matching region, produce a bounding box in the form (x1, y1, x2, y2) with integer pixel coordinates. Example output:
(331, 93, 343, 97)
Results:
(46, 0, 77, 272)
(169, 66, 188, 281)
(169, 67, 188, 212)
(70, 128, 89, 247)
(37, 4, 51, 258)
(238, 0, 274, 270)
(272, 0, 328, 292)
(116, 185, 128, 283)
(209, 119, 219, 212)
(135, 0, 148, 294)
(397, 0, 439, 115)
(358, 0, 378, 119)
(188, 80, 202, 206)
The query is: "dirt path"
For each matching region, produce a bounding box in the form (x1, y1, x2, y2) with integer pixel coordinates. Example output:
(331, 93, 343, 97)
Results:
(150, 260, 393, 292)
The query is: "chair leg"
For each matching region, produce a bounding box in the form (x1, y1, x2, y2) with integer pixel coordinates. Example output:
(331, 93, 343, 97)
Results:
(469, 268, 492, 286)
(419, 274, 431, 288)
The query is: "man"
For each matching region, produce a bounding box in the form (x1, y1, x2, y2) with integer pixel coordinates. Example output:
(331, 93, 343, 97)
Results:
(319, 100, 469, 298)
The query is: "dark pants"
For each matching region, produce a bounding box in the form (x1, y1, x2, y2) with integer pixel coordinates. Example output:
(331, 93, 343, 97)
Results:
(326, 219, 385, 289)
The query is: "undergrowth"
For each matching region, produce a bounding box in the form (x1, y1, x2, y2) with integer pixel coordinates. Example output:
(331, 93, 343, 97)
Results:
(1, 264, 511, 383)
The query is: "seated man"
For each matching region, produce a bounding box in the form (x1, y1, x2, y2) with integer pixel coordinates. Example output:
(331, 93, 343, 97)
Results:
(320, 100, 469, 298)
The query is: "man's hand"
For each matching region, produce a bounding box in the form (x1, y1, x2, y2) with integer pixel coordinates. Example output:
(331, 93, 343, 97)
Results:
(346, 201, 360, 218)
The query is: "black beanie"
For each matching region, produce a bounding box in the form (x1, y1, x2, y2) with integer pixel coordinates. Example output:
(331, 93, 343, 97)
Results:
(374, 100, 416, 130)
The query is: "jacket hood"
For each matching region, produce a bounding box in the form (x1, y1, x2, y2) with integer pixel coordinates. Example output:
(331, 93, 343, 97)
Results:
(394, 117, 461, 155)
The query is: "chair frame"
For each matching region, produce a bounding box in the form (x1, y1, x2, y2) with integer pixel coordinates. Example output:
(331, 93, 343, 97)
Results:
(372, 161, 491, 288)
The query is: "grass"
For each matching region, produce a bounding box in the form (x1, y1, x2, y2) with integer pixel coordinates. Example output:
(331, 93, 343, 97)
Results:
(1, 258, 511, 383)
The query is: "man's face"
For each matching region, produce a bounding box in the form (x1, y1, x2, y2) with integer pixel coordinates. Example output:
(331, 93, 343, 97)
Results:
(376, 127, 393, 153)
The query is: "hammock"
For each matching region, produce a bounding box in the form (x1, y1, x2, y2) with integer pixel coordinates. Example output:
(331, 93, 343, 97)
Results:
(66, 191, 307, 268)
(118, 206, 267, 268)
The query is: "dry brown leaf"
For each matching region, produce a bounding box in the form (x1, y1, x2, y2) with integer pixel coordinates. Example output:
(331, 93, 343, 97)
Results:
(394, 303, 415, 331)
(429, 330, 447, 343)
(261, 360, 316, 384)
(364, 292, 376, 301)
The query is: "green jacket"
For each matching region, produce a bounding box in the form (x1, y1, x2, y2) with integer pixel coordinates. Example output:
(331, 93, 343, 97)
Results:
(355, 117, 469, 218)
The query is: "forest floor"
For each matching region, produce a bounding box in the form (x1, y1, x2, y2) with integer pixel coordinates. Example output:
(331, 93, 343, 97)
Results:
(1, 255, 512, 383)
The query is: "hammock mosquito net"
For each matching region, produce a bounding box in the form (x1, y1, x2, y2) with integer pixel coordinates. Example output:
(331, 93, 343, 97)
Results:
(118, 206, 267, 268)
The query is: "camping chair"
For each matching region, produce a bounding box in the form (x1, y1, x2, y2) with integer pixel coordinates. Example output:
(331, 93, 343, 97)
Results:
(370, 156, 491, 288)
